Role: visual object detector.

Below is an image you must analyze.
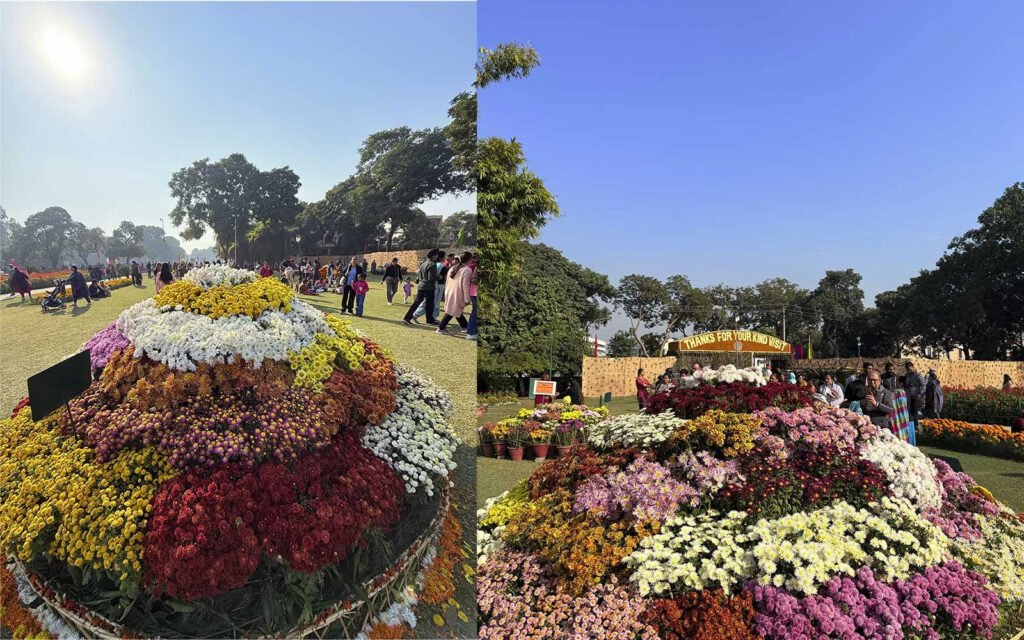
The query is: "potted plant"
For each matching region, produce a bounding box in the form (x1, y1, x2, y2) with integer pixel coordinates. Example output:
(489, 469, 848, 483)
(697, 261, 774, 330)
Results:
(478, 424, 495, 458)
(529, 423, 552, 460)
(506, 424, 529, 461)
(553, 419, 583, 456)
(491, 421, 511, 459)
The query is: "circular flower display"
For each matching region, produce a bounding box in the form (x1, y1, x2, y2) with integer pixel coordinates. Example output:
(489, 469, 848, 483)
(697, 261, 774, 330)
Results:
(0, 268, 458, 637)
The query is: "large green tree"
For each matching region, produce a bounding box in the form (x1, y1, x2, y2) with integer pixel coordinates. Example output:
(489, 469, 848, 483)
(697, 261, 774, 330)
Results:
(18, 207, 76, 268)
(169, 154, 301, 263)
(479, 243, 614, 390)
(107, 221, 144, 261)
(616, 275, 669, 356)
(811, 269, 865, 357)
(439, 210, 477, 246)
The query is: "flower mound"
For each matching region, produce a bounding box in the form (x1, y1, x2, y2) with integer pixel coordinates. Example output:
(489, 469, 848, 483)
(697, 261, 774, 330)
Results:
(477, 401, 1014, 639)
(0, 269, 458, 637)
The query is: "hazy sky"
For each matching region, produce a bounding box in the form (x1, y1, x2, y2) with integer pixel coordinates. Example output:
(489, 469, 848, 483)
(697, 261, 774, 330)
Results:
(479, 0, 1024, 338)
(1, 1, 475, 250)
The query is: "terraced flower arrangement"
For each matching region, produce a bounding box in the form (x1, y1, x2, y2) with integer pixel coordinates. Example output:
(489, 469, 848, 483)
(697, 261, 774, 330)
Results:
(0, 266, 459, 638)
(477, 398, 1024, 639)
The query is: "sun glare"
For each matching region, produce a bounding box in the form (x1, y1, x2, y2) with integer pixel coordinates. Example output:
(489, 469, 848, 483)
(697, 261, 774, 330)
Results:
(40, 25, 89, 81)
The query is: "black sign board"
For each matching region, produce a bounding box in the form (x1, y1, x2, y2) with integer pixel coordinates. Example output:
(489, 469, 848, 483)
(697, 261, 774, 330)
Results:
(27, 350, 91, 421)
(928, 454, 964, 473)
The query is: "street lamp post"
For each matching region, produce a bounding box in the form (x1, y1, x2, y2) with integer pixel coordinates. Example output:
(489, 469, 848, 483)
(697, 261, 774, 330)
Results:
(857, 336, 862, 358)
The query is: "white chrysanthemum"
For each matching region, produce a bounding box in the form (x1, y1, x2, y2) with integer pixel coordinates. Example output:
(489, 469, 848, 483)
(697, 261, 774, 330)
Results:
(116, 298, 331, 370)
(860, 430, 942, 511)
(363, 367, 457, 497)
(588, 411, 687, 449)
(181, 264, 257, 288)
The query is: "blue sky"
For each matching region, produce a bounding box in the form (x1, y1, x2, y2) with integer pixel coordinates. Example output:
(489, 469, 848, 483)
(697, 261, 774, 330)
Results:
(1, 1, 475, 250)
(478, 0, 1024, 337)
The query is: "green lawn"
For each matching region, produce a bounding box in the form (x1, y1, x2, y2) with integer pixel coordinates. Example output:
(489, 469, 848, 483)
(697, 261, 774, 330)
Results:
(0, 277, 477, 639)
(476, 396, 1024, 513)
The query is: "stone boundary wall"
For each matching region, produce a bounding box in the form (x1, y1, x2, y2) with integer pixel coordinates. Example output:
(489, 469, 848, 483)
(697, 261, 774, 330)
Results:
(584, 355, 1024, 397)
(788, 357, 1024, 389)
(582, 356, 676, 399)
(303, 247, 476, 274)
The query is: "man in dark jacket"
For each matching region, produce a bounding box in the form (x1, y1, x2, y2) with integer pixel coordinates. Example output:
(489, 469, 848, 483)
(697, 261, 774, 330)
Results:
(66, 265, 91, 308)
(381, 258, 402, 305)
(340, 257, 364, 314)
(903, 361, 926, 419)
(863, 371, 895, 428)
(881, 362, 900, 391)
(403, 250, 439, 325)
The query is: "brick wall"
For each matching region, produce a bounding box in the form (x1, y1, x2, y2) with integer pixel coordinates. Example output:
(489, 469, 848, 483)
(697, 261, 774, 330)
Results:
(584, 355, 1024, 397)
(788, 357, 1024, 389)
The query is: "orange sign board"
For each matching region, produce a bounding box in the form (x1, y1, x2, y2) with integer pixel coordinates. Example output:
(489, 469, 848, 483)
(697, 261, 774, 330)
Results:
(669, 330, 790, 354)
(532, 380, 557, 396)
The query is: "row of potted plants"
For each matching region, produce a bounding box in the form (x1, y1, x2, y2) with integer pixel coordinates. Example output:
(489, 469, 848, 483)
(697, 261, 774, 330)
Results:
(478, 401, 609, 461)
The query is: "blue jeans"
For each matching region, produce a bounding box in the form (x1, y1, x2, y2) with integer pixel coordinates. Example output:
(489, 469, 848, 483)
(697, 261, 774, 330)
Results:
(356, 294, 365, 316)
(415, 285, 444, 319)
(467, 295, 477, 336)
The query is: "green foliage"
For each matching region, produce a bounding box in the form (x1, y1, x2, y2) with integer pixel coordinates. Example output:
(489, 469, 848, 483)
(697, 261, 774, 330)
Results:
(811, 269, 865, 357)
(475, 43, 541, 89)
(607, 329, 637, 357)
(11, 206, 76, 268)
(479, 243, 614, 389)
(168, 153, 302, 263)
(440, 210, 477, 246)
(107, 221, 145, 261)
(616, 274, 669, 356)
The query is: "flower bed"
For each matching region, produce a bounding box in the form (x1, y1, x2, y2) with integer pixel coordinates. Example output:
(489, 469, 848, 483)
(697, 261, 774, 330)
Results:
(1, 270, 70, 294)
(0, 266, 459, 638)
(942, 387, 1024, 426)
(919, 418, 1024, 461)
(647, 381, 813, 419)
(477, 401, 1024, 638)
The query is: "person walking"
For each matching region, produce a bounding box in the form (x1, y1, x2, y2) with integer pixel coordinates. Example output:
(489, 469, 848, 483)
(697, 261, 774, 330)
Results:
(465, 253, 478, 341)
(340, 257, 364, 314)
(863, 371, 896, 428)
(403, 250, 439, 325)
(925, 370, 944, 419)
(130, 261, 142, 287)
(636, 368, 652, 410)
(415, 252, 446, 320)
(403, 278, 413, 304)
(67, 265, 91, 308)
(437, 253, 473, 334)
(381, 258, 402, 305)
(8, 261, 31, 302)
(370, 259, 377, 275)
(155, 262, 174, 293)
(903, 361, 926, 419)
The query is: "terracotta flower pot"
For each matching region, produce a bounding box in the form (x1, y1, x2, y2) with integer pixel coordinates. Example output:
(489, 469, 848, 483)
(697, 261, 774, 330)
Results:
(494, 442, 507, 459)
(556, 444, 574, 457)
(532, 443, 550, 460)
(480, 443, 495, 458)
(508, 446, 525, 462)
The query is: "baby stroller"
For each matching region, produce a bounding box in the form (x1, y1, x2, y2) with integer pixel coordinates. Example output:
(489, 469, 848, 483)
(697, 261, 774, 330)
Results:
(40, 279, 67, 312)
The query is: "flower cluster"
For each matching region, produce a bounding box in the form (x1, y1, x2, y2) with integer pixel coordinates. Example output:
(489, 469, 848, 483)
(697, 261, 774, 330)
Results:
(0, 408, 173, 583)
(154, 278, 294, 319)
(627, 498, 948, 597)
(648, 381, 812, 419)
(918, 417, 1024, 461)
(573, 458, 698, 522)
(144, 429, 405, 599)
(587, 411, 688, 450)
(181, 263, 257, 288)
(952, 513, 1024, 601)
(670, 409, 763, 458)
(70, 384, 332, 469)
(674, 450, 745, 494)
(528, 445, 642, 499)
(479, 483, 531, 529)
(750, 562, 1000, 639)
(288, 315, 368, 391)
(923, 458, 1000, 540)
(643, 589, 758, 640)
(859, 430, 942, 511)
(477, 550, 658, 639)
(320, 351, 398, 429)
(940, 385, 1024, 426)
(674, 364, 768, 389)
(756, 406, 879, 451)
(117, 297, 331, 371)
(362, 367, 457, 495)
(81, 321, 130, 369)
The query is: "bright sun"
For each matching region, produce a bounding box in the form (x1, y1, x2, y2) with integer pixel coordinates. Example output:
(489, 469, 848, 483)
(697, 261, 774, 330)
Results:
(40, 25, 89, 81)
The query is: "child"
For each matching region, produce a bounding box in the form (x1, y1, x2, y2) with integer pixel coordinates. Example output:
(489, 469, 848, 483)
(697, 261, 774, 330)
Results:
(353, 273, 369, 316)
(403, 277, 413, 304)
(313, 277, 327, 294)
